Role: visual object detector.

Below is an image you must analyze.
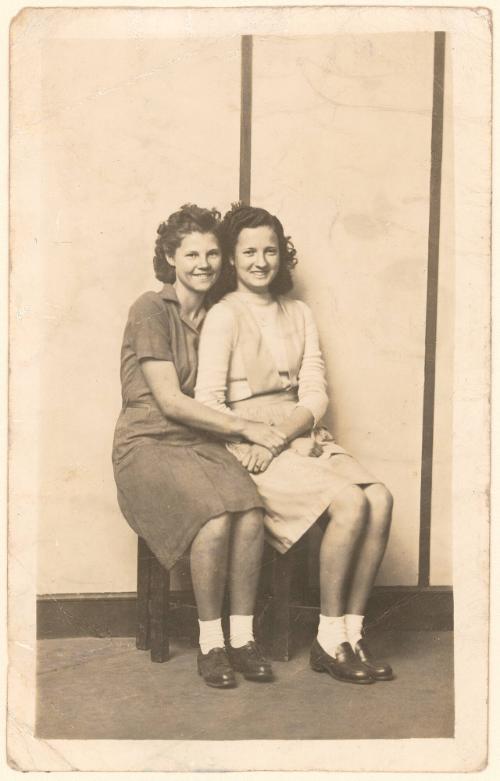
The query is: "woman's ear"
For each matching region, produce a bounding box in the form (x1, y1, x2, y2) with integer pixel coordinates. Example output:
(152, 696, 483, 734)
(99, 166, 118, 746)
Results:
(166, 254, 176, 268)
(229, 256, 235, 267)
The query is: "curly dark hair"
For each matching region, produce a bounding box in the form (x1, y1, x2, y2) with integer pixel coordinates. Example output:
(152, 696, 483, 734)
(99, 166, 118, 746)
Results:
(153, 203, 222, 283)
(207, 203, 298, 304)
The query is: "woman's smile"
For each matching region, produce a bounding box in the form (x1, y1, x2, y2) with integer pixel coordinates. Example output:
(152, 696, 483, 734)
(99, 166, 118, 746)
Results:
(233, 226, 280, 295)
(169, 231, 222, 294)
(192, 270, 216, 280)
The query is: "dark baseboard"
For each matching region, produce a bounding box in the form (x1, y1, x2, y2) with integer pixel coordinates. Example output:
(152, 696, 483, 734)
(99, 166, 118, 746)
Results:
(37, 586, 453, 640)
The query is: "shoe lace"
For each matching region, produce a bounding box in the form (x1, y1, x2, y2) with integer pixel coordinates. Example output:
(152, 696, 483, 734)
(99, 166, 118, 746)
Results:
(245, 641, 265, 661)
(208, 647, 231, 672)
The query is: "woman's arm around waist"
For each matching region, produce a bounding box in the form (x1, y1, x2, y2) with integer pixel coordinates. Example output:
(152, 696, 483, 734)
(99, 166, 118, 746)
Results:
(126, 294, 285, 452)
(141, 360, 286, 454)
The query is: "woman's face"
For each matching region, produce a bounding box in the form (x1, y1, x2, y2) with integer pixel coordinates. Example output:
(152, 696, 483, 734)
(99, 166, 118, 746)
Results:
(232, 225, 280, 295)
(168, 231, 222, 296)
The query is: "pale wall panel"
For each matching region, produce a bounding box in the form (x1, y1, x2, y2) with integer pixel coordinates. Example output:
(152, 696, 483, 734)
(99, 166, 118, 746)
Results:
(251, 33, 438, 585)
(37, 38, 240, 594)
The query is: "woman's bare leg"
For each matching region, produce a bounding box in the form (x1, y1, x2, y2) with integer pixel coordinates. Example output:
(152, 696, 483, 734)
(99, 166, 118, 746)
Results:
(190, 512, 231, 621)
(319, 485, 368, 616)
(226, 508, 273, 680)
(191, 513, 239, 687)
(311, 486, 374, 682)
(344, 483, 393, 615)
(228, 508, 265, 615)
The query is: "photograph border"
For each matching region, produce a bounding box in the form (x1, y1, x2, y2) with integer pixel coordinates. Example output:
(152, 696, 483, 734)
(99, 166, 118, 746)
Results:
(5, 1, 493, 774)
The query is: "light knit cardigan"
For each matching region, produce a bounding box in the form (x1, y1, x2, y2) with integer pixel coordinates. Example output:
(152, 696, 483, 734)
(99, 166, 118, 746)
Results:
(195, 292, 329, 426)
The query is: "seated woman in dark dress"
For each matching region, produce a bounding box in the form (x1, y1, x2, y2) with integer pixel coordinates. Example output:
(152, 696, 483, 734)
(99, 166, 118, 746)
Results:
(112, 204, 287, 689)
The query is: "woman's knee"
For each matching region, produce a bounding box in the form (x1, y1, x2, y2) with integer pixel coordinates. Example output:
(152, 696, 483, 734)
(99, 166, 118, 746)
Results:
(366, 484, 393, 517)
(365, 484, 393, 534)
(327, 485, 368, 530)
(198, 512, 232, 546)
(234, 508, 265, 541)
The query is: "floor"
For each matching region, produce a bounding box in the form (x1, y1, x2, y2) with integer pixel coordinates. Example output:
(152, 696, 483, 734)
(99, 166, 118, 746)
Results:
(36, 630, 454, 741)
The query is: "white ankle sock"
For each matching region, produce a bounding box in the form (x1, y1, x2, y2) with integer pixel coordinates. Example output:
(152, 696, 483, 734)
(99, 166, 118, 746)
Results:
(229, 614, 254, 648)
(344, 613, 364, 647)
(316, 614, 348, 656)
(198, 618, 225, 655)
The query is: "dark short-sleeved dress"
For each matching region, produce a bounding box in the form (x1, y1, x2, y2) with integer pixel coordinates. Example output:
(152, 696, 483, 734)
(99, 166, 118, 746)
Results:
(112, 284, 264, 570)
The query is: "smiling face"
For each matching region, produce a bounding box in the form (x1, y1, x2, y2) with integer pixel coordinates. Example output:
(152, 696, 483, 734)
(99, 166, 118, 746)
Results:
(168, 231, 222, 296)
(232, 226, 280, 295)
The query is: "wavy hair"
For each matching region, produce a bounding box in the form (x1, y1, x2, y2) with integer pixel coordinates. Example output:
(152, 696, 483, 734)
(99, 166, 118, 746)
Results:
(153, 203, 222, 283)
(208, 203, 298, 304)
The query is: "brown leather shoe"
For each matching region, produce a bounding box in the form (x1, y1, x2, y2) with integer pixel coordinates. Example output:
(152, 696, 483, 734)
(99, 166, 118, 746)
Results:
(355, 639, 394, 681)
(227, 641, 274, 682)
(310, 639, 374, 684)
(197, 647, 237, 689)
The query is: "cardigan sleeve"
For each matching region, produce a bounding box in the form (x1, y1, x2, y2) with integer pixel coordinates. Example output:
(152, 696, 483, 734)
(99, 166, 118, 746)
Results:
(295, 301, 329, 425)
(195, 303, 237, 415)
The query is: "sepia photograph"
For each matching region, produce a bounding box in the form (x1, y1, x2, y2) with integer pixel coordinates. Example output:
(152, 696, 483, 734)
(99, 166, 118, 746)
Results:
(7, 2, 492, 774)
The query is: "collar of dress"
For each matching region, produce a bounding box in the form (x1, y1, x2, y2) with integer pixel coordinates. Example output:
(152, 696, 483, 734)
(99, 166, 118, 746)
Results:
(160, 283, 179, 303)
(159, 284, 205, 334)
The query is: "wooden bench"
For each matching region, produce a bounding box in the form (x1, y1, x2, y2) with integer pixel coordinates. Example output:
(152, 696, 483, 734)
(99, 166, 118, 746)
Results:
(135, 534, 311, 663)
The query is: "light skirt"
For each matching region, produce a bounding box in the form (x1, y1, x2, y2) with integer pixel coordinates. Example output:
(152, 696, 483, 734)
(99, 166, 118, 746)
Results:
(230, 391, 380, 553)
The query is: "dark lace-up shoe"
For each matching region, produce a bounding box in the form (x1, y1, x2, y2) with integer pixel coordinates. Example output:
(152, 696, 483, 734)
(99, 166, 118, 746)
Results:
(355, 639, 394, 680)
(310, 639, 374, 684)
(227, 641, 274, 682)
(197, 647, 237, 689)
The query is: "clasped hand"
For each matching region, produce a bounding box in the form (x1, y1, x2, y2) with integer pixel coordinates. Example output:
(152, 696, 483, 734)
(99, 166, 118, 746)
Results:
(232, 444, 274, 474)
(242, 420, 287, 456)
(229, 433, 323, 474)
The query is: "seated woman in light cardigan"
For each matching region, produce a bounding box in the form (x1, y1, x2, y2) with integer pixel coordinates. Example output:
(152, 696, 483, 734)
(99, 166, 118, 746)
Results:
(195, 204, 394, 685)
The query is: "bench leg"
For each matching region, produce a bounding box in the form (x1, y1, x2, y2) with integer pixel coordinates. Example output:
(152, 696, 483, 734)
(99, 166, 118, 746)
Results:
(136, 537, 151, 651)
(271, 547, 294, 661)
(149, 554, 170, 663)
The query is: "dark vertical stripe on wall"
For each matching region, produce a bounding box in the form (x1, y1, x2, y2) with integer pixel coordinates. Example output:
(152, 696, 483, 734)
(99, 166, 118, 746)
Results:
(239, 36, 253, 204)
(418, 32, 446, 587)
